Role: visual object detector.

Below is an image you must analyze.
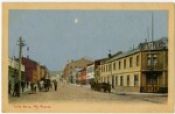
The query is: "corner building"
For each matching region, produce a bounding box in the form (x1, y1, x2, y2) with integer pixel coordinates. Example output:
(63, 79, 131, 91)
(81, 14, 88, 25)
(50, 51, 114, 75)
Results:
(99, 38, 168, 93)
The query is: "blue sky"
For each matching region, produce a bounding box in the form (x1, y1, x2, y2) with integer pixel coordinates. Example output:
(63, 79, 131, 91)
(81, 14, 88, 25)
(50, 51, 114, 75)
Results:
(9, 10, 168, 71)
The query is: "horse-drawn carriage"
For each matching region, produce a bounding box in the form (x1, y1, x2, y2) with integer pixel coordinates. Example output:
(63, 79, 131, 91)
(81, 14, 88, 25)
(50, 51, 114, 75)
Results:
(43, 79, 51, 92)
(90, 81, 111, 93)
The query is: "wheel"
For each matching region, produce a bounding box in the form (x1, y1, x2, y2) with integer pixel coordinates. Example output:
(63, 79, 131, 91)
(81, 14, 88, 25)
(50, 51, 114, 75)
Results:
(100, 88, 105, 92)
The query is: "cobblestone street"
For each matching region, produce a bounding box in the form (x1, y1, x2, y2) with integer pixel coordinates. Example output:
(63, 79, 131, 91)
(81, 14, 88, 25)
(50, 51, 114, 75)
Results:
(9, 83, 167, 104)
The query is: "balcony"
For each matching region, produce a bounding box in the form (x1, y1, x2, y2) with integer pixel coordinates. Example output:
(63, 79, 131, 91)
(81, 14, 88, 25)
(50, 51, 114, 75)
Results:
(143, 64, 163, 71)
(140, 85, 168, 93)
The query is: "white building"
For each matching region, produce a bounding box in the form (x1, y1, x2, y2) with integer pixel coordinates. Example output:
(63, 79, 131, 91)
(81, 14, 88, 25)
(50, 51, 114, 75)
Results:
(8, 58, 25, 72)
(86, 63, 95, 84)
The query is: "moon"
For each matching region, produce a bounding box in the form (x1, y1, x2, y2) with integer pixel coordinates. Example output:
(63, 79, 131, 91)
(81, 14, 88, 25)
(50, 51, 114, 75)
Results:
(74, 18, 79, 24)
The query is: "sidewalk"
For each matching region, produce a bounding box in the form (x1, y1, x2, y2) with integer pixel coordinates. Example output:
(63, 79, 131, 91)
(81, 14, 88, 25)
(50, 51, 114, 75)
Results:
(111, 89, 168, 97)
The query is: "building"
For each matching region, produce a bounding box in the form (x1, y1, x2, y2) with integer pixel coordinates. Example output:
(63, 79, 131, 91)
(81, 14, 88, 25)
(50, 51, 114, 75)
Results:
(22, 57, 38, 83)
(49, 70, 63, 82)
(99, 38, 168, 93)
(40, 65, 48, 80)
(86, 63, 95, 84)
(63, 57, 93, 83)
(8, 58, 25, 94)
(77, 67, 87, 85)
(71, 68, 81, 84)
(22, 57, 48, 84)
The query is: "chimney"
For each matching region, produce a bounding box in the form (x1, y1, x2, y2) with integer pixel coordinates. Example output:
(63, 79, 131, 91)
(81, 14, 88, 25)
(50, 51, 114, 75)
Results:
(108, 50, 112, 58)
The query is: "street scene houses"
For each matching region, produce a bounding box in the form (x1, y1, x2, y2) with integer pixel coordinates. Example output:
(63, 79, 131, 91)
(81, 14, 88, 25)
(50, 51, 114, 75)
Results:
(98, 37, 168, 93)
(63, 58, 93, 84)
(8, 57, 25, 94)
(7, 10, 169, 107)
(63, 37, 168, 93)
(8, 56, 49, 96)
(86, 63, 95, 84)
(49, 70, 63, 82)
(22, 57, 49, 82)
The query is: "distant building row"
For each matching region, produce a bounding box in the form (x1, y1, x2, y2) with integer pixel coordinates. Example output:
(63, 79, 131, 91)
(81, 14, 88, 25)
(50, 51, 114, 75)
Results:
(8, 57, 49, 94)
(63, 38, 168, 93)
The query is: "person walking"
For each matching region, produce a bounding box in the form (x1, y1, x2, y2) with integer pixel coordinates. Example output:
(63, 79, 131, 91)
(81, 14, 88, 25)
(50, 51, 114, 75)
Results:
(13, 82, 19, 97)
(8, 81, 11, 95)
(34, 83, 37, 93)
(21, 82, 25, 92)
(54, 80, 57, 91)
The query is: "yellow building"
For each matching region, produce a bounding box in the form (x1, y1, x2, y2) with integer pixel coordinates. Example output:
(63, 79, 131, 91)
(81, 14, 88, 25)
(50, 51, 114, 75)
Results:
(40, 66, 45, 79)
(99, 38, 168, 93)
(40, 65, 48, 79)
(36, 64, 41, 81)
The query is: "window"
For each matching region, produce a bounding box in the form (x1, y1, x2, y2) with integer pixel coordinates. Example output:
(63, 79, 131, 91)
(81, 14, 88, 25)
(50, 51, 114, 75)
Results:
(109, 64, 112, 71)
(147, 54, 157, 66)
(115, 77, 118, 86)
(120, 76, 123, 86)
(127, 75, 130, 86)
(129, 57, 133, 67)
(106, 65, 108, 72)
(105, 65, 107, 72)
(124, 59, 126, 69)
(119, 61, 121, 69)
(113, 62, 116, 70)
(153, 54, 157, 66)
(147, 57, 151, 66)
(136, 55, 139, 66)
(134, 75, 139, 86)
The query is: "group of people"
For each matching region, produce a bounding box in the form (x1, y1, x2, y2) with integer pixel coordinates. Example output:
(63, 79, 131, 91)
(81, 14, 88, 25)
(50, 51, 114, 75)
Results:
(31, 79, 58, 92)
(9, 79, 58, 97)
(8, 81, 25, 97)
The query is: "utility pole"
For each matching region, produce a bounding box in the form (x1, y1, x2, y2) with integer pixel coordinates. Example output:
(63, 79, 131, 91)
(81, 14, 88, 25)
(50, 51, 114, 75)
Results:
(151, 12, 154, 42)
(17, 36, 25, 97)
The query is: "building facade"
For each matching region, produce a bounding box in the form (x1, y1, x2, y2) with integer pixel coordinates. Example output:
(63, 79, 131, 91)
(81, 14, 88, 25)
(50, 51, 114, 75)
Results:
(8, 58, 25, 94)
(86, 63, 95, 84)
(63, 57, 93, 83)
(99, 38, 168, 93)
(22, 57, 48, 84)
(77, 67, 87, 85)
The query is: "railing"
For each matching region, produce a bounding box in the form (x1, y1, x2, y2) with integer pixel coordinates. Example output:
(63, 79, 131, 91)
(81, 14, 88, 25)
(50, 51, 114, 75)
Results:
(140, 85, 168, 93)
(141, 85, 160, 93)
(143, 64, 163, 71)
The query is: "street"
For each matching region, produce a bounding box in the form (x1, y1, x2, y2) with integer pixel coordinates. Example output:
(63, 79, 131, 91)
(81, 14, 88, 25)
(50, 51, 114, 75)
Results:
(9, 83, 167, 104)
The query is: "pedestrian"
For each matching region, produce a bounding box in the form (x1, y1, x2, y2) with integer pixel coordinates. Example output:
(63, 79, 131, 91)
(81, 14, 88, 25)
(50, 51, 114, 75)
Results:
(8, 81, 11, 95)
(37, 81, 41, 92)
(54, 80, 57, 91)
(13, 82, 19, 97)
(34, 84, 37, 93)
(21, 82, 25, 92)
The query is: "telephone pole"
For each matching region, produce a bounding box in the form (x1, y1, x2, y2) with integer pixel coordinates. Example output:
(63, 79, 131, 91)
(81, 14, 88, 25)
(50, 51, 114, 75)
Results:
(17, 36, 25, 97)
(151, 12, 154, 42)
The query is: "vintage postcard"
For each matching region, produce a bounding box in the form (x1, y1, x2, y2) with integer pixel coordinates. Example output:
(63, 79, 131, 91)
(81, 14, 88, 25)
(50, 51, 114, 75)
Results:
(2, 3, 175, 113)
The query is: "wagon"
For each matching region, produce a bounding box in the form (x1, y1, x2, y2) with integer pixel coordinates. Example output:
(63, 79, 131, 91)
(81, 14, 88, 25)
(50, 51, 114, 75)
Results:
(90, 82, 111, 93)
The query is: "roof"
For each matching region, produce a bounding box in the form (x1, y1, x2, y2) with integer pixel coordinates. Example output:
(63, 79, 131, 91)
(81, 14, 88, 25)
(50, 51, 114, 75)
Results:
(107, 49, 140, 63)
(102, 37, 168, 63)
(22, 57, 38, 65)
